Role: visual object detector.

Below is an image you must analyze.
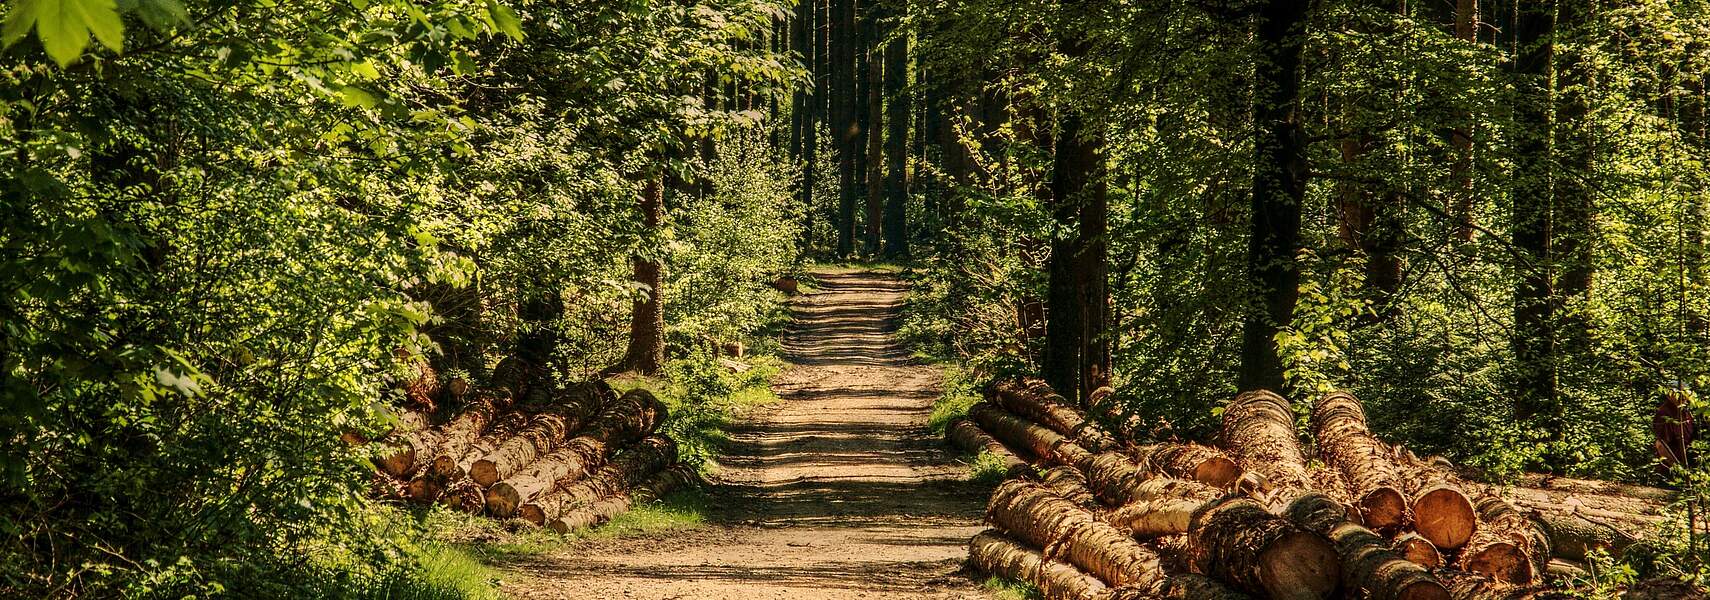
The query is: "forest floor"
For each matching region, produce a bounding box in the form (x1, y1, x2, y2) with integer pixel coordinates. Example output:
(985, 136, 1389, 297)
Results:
(498, 269, 994, 599)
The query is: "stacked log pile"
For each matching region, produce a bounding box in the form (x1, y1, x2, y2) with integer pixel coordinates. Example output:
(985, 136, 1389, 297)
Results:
(947, 379, 1685, 600)
(362, 361, 694, 532)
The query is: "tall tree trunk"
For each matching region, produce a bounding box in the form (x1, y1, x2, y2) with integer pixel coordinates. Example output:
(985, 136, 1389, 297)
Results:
(618, 178, 666, 375)
(832, 0, 859, 256)
(882, 33, 910, 258)
(790, 0, 808, 161)
(1510, 0, 1555, 429)
(1450, 0, 1479, 242)
(864, 41, 885, 255)
(1237, 0, 1312, 393)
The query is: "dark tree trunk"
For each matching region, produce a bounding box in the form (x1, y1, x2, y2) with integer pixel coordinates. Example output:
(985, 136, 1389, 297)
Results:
(883, 33, 910, 258)
(864, 42, 885, 255)
(618, 178, 666, 375)
(1511, 0, 1555, 427)
(1237, 0, 1312, 393)
(790, 0, 808, 161)
(700, 69, 719, 199)
(1450, 0, 1479, 242)
(832, 0, 858, 256)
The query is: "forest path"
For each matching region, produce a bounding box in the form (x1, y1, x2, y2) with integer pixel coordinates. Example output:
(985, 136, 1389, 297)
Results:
(501, 269, 991, 599)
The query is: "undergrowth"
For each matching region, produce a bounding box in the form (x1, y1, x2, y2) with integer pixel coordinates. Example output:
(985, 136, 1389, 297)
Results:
(983, 576, 1041, 600)
(928, 363, 986, 434)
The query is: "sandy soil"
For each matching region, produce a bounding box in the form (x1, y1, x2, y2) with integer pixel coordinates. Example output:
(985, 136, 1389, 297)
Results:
(500, 270, 992, 599)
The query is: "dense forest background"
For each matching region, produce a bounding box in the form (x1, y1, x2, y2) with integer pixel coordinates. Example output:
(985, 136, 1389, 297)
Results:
(4, 0, 1710, 596)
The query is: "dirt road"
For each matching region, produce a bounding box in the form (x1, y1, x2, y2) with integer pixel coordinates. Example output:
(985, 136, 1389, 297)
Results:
(502, 270, 991, 599)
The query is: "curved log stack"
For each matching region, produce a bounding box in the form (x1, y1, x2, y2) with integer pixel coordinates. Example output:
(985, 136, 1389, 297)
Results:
(364, 367, 696, 536)
(951, 378, 1668, 600)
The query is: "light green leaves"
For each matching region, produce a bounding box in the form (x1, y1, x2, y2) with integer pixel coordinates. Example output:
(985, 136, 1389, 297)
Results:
(486, 0, 521, 41)
(3, 0, 124, 67)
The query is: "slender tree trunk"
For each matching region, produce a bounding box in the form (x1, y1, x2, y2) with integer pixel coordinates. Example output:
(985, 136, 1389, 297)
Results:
(883, 32, 910, 258)
(619, 178, 667, 375)
(832, 0, 858, 256)
(865, 38, 885, 254)
(1450, 0, 1480, 242)
(1237, 0, 1312, 393)
(1511, 0, 1555, 427)
(700, 70, 719, 199)
(790, 0, 808, 161)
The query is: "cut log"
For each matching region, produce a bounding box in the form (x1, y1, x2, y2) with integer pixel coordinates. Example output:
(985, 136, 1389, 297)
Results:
(468, 382, 617, 486)
(486, 389, 667, 517)
(1388, 446, 1479, 550)
(370, 471, 408, 501)
(418, 389, 510, 474)
(1512, 474, 1675, 504)
(486, 445, 605, 518)
(1311, 392, 1411, 532)
(1129, 444, 1242, 489)
(406, 473, 442, 504)
(1392, 533, 1442, 568)
(546, 466, 696, 533)
(377, 428, 445, 479)
(1283, 493, 1449, 600)
(1218, 390, 1313, 501)
(996, 379, 1119, 451)
(1102, 479, 1223, 538)
(946, 418, 1031, 477)
(432, 411, 528, 482)
(968, 529, 1112, 600)
(1459, 496, 1548, 584)
(1506, 486, 1665, 518)
(1081, 451, 1216, 507)
(971, 402, 1066, 460)
(986, 480, 1166, 589)
(1038, 465, 1098, 509)
(469, 412, 573, 486)
(1532, 508, 1642, 561)
(438, 479, 485, 515)
(1186, 495, 1340, 600)
(1129, 574, 1249, 600)
(1543, 558, 1587, 581)
(521, 436, 678, 525)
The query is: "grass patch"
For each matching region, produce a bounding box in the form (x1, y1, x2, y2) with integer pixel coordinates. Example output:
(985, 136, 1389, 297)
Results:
(398, 544, 504, 600)
(928, 363, 985, 434)
(966, 451, 1018, 487)
(577, 487, 712, 539)
(612, 353, 784, 476)
(982, 576, 1041, 600)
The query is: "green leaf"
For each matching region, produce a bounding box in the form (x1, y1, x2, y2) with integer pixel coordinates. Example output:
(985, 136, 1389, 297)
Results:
(134, 0, 188, 31)
(2, 0, 40, 48)
(7, 0, 125, 66)
(487, 1, 522, 41)
(74, 0, 122, 52)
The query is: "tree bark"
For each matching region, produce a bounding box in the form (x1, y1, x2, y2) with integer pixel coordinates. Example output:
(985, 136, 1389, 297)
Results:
(1284, 493, 1450, 600)
(993, 379, 1118, 452)
(987, 479, 1170, 589)
(967, 529, 1113, 600)
(1187, 495, 1341, 600)
(1127, 444, 1242, 490)
(546, 466, 696, 533)
(946, 418, 1031, 477)
(831, 0, 858, 255)
(882, 31, 910, 258)
(618, 178, 666, 374)
(1218, 390, 1313, 501)
(521, 436, 678, 525)
(486, 390, 667, 517)
(1311, 391, 1411, 531)
(1450, 0, 1479, 241)
(1236, 0, 1311, 392)
(863, 27, 885, 254)
(1459, 495, 1549, 584)
(1393, 532, 1443, 568)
